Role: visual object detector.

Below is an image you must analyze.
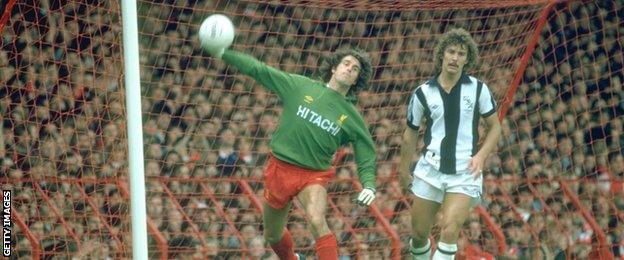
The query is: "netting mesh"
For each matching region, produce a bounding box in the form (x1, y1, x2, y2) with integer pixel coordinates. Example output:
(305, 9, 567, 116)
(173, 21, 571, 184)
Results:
(1, 0, 622, 259)
(493, 1, 623, 258)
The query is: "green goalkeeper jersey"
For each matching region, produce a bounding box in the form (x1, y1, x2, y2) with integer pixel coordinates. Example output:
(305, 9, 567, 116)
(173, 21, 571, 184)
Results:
(222, 50, 377, 189)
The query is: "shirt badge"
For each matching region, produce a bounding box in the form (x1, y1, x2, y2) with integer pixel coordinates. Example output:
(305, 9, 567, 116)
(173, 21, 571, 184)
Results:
(338, 114, 348, 125)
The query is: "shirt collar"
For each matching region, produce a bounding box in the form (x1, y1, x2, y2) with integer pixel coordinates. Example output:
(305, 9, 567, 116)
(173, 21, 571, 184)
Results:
(427, 73, 471, 88)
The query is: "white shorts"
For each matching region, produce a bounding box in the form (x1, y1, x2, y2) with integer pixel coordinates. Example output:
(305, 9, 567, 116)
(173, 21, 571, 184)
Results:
(409, 158, 482, 205)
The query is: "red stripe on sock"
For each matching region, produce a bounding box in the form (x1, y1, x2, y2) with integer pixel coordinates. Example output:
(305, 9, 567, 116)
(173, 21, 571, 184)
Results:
(270, 229, 297, 260)
(315, 233, 338, 260)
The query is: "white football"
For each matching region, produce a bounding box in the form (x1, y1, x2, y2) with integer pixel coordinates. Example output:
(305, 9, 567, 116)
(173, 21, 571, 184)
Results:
(198, 14, 235, 51)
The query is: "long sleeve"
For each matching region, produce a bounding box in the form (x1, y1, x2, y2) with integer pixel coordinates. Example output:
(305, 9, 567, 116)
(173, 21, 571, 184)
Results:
(351, 121, 377, 190)
(221, 50, 308, 99)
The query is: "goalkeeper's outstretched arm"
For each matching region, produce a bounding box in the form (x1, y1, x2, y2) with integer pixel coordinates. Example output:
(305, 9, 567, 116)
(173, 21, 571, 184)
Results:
(198, 14, 306, 99)
(220, 50, 306, 100)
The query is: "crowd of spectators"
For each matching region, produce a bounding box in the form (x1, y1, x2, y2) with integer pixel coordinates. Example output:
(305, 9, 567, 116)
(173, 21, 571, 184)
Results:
(1, 0, 622, 259)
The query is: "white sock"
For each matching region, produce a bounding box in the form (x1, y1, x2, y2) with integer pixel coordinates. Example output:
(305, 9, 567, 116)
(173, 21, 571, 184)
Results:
(410, 238, 431, 260)
(432, 242, 457, 260)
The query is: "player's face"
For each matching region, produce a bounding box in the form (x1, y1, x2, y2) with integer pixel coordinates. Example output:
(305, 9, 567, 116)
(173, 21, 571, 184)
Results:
(332, 55, 361, 87)
(442, 44, 468, 75)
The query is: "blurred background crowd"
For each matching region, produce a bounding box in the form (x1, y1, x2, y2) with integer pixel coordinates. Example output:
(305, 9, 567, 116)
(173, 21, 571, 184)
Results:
(1, 0, 622, 259)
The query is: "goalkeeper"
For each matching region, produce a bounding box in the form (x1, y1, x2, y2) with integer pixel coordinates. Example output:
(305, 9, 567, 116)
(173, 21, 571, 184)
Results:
(201, 25, 377, 260)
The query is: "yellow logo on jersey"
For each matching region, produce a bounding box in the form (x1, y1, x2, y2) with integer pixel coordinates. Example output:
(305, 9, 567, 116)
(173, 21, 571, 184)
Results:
(338, 114, 348, 125)
(304, 95, 314, 103)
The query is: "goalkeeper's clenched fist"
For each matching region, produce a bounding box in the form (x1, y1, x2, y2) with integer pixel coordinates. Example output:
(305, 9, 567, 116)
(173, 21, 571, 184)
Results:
(198, 14, 235, 59)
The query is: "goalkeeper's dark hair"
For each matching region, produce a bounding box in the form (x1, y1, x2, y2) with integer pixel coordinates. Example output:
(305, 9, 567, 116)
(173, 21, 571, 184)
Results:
(433, 28, 480, 74)
(319, 47, 372, 104)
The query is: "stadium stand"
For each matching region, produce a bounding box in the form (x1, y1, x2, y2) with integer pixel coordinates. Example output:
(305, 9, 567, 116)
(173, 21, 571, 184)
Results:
(1, 0, 622, 259)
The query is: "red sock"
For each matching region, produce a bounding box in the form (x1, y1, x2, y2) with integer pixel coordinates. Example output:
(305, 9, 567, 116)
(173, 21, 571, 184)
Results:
(315, 233, 338, 260)
(270, 229, 297, 260)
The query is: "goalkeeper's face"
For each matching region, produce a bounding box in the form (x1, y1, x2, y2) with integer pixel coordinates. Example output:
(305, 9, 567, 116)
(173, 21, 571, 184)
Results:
(331, 55, 362, 88)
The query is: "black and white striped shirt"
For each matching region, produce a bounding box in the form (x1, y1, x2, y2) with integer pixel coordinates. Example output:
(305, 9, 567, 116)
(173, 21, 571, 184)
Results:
(407, 74, 497, 174)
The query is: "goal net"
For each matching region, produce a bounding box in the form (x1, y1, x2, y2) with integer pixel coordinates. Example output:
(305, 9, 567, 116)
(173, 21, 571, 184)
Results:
(1, 0, 621, 259)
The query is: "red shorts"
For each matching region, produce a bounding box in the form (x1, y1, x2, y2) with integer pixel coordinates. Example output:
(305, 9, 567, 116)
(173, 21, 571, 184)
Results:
(263, 155, 335, 209)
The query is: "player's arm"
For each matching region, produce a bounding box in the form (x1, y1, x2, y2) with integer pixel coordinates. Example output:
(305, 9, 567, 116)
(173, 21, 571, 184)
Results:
(468, 83, 501, 177)
(198, 15, 300, 98)
(352, 133, 377, 191)
(351, 119, 377, 207)
(399, 126, 419, 193)
(469, 113, 501, 177)
(221, 50, 303, 98)
(399, 87, 425, 193)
